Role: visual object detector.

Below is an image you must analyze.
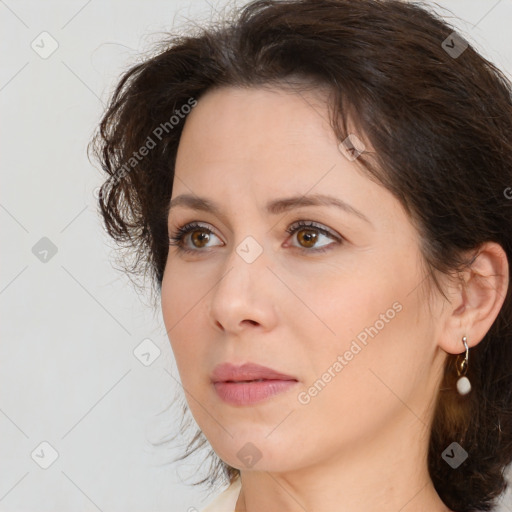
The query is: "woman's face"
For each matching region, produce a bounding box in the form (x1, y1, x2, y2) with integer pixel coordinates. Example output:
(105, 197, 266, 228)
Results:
(161, 85, 446, 473)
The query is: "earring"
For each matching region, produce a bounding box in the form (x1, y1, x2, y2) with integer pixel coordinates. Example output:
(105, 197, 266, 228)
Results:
(456, 336, 471, 395)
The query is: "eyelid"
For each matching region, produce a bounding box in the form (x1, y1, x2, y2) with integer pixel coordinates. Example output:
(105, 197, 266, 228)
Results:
(284, 220, 343, 252)
(168, 219, 344, 254)
(287, 220, 341, 239)
(168, 221, 224, 253)
(179, 221, 224, 245)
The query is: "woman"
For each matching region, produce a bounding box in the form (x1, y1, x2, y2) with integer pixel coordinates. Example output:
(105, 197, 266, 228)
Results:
(89, 0, 512, 510)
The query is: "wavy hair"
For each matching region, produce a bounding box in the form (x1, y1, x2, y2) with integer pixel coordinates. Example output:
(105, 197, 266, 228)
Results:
(89, 1, 512, 510)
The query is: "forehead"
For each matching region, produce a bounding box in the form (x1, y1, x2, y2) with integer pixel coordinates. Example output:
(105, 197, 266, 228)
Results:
(172, 85, 410, 238)
(174, 86, 348, 201)
(176, 85, 338, 164)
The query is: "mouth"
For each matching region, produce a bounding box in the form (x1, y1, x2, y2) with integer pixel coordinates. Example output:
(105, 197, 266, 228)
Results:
(210, 362, 298, 383)
(211, 363, 298, 406)
(213, 379, 298, 406)
(224, 378, 288, 383)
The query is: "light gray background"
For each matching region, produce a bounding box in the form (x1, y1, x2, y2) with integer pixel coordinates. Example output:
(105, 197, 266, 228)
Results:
(1, 1, 511, 511)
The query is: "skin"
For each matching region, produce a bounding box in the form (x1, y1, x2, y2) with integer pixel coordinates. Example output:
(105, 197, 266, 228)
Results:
(160, 85, 509, 512)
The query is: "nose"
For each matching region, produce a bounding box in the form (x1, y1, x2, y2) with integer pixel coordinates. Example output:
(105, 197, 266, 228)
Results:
(207, 240, 278, 335)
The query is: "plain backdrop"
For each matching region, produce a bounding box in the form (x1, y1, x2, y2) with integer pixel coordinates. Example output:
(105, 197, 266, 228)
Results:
(1, 1, 512, 511)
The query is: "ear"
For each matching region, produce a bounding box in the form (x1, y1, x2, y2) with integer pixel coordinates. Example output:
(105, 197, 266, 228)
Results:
(437, 241, 509, 354)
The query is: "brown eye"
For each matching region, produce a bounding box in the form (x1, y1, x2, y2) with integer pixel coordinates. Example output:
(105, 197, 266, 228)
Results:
(190, 230, 210, 248)
(168, 222, 223, 253)
(296, 228, 319, 248)
(286, 221, 341, 253)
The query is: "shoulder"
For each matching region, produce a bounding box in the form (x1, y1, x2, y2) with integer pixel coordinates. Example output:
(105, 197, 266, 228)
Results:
(199, 476, 242, 512)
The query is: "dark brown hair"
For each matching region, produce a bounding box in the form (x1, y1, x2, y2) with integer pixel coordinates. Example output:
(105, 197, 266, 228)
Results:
(89, 1, 512, 510)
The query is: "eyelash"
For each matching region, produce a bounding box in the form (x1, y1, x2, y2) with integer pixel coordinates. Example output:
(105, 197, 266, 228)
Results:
(168, 220, 342, 255)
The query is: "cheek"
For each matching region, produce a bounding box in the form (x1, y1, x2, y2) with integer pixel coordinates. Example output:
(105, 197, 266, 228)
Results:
(301, 264, 429, 406)
(290, 304, 426, 462)
(161, 271, 180, 344)
(161, 268, 204, 374)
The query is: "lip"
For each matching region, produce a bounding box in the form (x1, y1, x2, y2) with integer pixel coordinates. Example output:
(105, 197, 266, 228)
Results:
(211, 362, 298, 406)
(211, 362, 297, 383)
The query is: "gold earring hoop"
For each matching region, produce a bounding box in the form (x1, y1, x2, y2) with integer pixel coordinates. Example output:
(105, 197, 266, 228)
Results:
(456, 336, 471, 395)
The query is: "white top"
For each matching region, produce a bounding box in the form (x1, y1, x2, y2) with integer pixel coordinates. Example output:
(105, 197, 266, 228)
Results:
(200, 476, 242, 512)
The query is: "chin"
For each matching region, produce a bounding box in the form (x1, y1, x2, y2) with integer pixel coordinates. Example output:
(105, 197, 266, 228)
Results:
(211, 433, 304, 473)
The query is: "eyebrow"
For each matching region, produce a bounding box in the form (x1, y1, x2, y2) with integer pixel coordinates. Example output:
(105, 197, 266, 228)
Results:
(167, 193, 372, 225)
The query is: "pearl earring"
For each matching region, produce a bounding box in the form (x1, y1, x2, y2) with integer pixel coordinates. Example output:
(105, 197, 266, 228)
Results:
(456, 336, 471, 395)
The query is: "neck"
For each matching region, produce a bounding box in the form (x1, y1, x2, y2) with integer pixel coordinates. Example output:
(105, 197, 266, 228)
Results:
(234, 410, 452, 512)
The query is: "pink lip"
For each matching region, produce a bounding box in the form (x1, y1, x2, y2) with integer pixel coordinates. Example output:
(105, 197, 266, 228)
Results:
(211, 362, 297, 383)
(211, 363, 298, 406)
